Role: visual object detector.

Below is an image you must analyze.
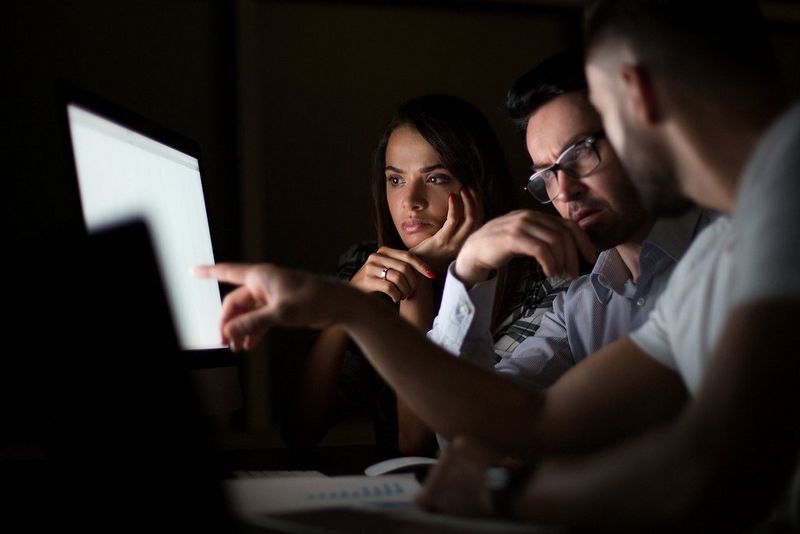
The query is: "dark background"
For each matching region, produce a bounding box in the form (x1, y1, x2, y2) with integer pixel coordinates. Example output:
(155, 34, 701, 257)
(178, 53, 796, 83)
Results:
(6, 0, 800, 448)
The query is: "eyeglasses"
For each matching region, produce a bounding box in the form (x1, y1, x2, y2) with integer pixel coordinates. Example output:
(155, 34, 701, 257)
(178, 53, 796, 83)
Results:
(525, 130, 605, 204)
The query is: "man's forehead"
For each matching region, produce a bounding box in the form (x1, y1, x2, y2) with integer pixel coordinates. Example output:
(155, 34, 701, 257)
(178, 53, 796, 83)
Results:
(526, 93, 600, 157)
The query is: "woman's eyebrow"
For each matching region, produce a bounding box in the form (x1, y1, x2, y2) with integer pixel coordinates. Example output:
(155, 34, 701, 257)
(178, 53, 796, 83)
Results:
(420, 164, 446, 173)
(386, 163, 446, 174)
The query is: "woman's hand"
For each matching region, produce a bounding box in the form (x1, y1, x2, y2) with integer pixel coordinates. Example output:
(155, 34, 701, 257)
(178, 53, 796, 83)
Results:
(411, 188, 484, 275)
(350, 247, 435, 304)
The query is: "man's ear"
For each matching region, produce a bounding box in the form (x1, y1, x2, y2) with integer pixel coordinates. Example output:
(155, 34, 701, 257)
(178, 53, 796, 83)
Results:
(620, 64, 660, 126)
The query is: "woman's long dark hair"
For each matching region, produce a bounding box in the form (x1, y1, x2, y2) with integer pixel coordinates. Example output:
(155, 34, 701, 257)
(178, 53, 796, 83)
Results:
(372, 94, 516, 249)
(371, 94, 522, 331)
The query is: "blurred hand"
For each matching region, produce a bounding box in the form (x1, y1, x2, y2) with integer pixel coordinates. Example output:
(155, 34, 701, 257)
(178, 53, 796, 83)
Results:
(454, 209, 598, 287)
(416, 435, 498, 517)
(350, 247, 435, 303)
(411, 188, 484, 275)
(193, 263, 348, 352)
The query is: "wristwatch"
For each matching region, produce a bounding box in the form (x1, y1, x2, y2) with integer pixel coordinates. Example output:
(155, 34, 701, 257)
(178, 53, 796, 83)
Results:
(486, 464, 534, 518)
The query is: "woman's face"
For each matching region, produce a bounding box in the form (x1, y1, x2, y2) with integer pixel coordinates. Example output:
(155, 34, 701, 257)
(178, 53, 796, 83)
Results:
(384, 125, 463, 248)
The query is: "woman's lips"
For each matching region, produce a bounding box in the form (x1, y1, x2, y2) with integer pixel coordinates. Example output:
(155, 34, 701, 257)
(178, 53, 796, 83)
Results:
(402, 219, 432, 233)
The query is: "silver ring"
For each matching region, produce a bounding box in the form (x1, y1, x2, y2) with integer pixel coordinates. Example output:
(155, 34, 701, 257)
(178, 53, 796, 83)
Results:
(379, 267, 389, 280)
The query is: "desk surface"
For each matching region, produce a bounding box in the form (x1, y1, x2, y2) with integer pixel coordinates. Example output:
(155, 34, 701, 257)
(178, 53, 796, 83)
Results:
(242, 508, 562, 534)
(222, 446, 569, 534)
(222, 445, 383, 477)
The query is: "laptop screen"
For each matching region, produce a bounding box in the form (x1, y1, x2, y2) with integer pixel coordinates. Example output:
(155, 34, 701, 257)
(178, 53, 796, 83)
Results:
(66, 102, 225, 351)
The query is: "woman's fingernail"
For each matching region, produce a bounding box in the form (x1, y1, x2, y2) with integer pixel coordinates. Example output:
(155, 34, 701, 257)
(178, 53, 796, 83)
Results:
(426, 269, 436, 279)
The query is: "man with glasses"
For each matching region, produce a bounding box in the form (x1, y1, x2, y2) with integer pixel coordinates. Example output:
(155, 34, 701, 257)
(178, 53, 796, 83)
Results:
(429, 50, 707, 388)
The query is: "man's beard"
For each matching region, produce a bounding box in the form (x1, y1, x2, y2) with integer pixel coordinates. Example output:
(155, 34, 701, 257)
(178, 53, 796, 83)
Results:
(621, 137, 694, 218)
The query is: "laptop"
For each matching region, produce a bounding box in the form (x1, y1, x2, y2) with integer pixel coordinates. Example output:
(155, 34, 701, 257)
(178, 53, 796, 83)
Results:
(1, 220, 241, 532)
(58, 84, 233, 368)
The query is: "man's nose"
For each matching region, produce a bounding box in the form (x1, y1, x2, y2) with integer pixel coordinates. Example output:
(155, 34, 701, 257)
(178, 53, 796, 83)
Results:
(554, 168, 586, 203)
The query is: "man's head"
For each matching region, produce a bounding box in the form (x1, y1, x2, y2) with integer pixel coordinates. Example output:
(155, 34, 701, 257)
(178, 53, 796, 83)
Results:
(506, 49, 650, 251)
(583, 0, 783, 213)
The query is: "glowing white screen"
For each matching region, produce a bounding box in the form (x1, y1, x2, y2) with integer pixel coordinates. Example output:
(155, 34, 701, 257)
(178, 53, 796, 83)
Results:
(68, 103, 225, 350)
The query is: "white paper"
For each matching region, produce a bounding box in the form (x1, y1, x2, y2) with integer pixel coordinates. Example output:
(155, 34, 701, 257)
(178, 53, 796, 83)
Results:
(224, 473, 420, 518)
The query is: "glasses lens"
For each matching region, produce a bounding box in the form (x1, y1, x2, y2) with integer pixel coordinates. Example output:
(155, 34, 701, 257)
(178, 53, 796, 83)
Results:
(527, 170, 556, 203)
(561, 140, 600, 178)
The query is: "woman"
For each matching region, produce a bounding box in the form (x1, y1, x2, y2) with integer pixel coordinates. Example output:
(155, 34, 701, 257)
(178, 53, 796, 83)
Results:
(283, 94, 522, 457)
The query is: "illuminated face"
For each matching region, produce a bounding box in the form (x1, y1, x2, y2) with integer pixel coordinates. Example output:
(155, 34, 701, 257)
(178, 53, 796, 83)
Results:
(585, 55, 691, 216)
(525, 92, 647, 250)
(384, 125, 463, 248)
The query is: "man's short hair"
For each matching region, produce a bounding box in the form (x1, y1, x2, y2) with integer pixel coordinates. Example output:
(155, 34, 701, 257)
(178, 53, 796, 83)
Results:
(584, 0, 781, 85)
(505, 48, 588, 136)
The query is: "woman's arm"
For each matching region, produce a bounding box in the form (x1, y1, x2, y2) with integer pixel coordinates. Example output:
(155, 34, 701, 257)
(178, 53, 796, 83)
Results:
(396, 277, 439, 456)
(284, 246, 435, 449)
(282, 324, 350, 448)
(397, 189, 486, 455)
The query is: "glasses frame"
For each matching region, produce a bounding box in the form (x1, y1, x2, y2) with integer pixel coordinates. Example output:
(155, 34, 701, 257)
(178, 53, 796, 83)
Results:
(524, 130, 605, 204)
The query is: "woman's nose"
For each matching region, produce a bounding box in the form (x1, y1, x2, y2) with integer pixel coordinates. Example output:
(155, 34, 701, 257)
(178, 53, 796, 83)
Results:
(401, 180, 428, 210)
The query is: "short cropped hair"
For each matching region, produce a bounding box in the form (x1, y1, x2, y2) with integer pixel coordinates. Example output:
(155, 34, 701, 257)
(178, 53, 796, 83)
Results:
(584, 0, 781, 85)
(505, 48, 588, 137)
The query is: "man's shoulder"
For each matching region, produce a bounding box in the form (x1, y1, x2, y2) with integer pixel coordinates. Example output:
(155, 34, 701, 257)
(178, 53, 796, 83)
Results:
(555, 272, 597, 306)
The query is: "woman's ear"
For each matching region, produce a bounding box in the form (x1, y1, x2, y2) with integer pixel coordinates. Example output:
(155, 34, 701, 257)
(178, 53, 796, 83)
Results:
(620, 64, 661, 127)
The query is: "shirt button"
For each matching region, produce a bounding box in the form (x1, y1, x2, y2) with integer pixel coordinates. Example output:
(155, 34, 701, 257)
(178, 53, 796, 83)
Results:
(459, 304, 471, 316)
(636, 297, 646, 307)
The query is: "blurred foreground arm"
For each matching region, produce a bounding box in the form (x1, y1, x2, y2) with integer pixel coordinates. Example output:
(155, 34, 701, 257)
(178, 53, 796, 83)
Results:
(420, 301, 800, 531)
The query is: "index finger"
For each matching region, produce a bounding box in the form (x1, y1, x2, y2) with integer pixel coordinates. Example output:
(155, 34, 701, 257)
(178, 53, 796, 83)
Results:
(192, 263, 253, 285)
(381, 249, 436, 279)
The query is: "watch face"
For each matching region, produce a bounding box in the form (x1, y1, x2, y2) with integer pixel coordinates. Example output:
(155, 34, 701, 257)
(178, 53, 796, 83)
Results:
(486, 466, 512, 491)
(488, 465, 535, 518)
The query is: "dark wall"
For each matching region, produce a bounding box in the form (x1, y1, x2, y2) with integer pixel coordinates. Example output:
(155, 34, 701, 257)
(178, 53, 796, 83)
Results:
(7, 1, 239, 261)
(238, 1, 583, 275)
(6, 1, 244, 438)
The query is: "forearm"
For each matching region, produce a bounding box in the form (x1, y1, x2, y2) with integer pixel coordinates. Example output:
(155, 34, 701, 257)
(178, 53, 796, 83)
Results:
(397, 399, 438, 456)
(513, 420, 704, 530)
(338, 287, 544, 458)
(511, 302, 800, 530)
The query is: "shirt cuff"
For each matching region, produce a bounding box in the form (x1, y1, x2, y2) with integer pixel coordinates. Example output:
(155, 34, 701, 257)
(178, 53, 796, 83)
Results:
(428, 262, 498, 360)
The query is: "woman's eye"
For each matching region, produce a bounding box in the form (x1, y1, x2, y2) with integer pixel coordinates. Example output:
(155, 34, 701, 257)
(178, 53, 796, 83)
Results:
(387, 175, 403, 186)
(426, 174, 450, 184)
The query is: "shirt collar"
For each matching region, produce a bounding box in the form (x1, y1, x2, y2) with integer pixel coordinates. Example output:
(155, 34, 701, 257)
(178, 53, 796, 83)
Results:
(589, 208, 707, 302)
(642, 208, 707, 261)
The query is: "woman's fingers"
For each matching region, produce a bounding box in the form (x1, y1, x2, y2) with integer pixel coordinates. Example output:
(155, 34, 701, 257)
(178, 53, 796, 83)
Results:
(355, 249, 436, 302)
(374, 248, 435, 279)
(375, 263, 413, 301)
(437, 191, 464, 242)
